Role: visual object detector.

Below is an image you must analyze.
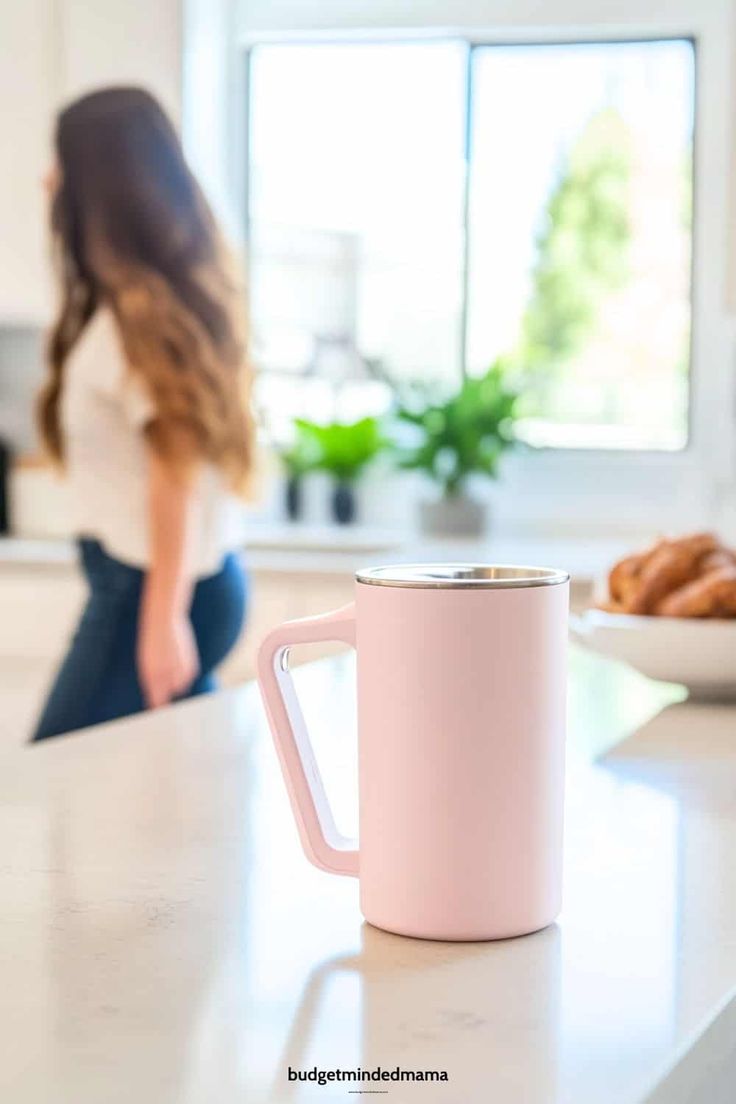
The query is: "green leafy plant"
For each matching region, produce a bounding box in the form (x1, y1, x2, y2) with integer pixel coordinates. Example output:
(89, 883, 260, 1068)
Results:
(296, 416, 385, 483)
(393, 362, 519, 497)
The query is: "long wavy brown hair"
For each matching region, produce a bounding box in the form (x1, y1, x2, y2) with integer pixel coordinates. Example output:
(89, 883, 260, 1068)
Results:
(38, 86, 254, 490)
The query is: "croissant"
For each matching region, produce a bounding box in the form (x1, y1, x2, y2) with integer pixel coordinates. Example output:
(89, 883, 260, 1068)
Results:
(655, 566, 736, 618)
(624, 534, 718, 614)
(700, 548, 736, 573)
(608, 553, 645, 607)
(598, 532, 736, 619)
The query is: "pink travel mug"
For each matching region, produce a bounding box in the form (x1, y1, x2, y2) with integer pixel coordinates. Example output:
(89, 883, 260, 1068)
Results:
(257, 563, 569, 941)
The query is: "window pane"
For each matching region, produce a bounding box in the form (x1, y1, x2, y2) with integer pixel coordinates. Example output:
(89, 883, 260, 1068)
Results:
(466, 40, 694, 450)
(248, 41, 466, 429)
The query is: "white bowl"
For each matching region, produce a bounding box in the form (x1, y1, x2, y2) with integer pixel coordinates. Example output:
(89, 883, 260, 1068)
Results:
(570, 609, 736, 701)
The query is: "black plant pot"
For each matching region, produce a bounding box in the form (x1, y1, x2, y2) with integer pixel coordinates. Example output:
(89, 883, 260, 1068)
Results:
(332, 480, 356, 525)
(0, 438, 10, 535)
(285, 475, 302, 521)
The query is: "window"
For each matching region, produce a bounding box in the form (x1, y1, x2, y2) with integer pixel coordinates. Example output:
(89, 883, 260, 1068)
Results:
(247, 41, 466, 435)
(466, 41, 694, 450)
(246, 38, 695, 451)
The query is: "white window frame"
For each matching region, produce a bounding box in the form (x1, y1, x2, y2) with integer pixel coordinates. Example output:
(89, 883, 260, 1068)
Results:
(185, 0, 736, 539)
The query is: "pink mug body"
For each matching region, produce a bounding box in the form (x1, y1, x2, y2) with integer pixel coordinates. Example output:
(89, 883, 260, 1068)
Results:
(257, 564, 569, 941)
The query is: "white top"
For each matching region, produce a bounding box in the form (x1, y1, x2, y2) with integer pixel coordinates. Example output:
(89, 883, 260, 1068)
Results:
(1, 654, 736, 1103)
(60, 307, 244, 576)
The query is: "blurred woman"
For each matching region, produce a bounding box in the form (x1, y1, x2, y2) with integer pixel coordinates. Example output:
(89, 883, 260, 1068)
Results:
(32, 87, 254, 740)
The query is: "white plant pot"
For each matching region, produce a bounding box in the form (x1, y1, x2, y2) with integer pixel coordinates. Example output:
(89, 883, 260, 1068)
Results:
(419, 494, 487, 538)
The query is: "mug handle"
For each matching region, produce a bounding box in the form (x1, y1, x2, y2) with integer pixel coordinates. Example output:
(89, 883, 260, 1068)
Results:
(257, 603, 359, 878)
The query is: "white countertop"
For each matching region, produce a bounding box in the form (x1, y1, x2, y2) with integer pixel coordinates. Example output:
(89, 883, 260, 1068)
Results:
(0, 525, 628, 583)
(2, 649, 735, 1103)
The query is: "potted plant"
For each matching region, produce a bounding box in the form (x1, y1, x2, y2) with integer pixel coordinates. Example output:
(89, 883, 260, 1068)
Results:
(392, 362, 519, 537)
(276, 428, 320, 521)
(296, 416, 385, 524)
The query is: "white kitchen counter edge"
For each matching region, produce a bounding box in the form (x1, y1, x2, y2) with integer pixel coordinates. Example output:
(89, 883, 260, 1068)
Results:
(643, 988, 736, 1103)
(0, 529, 629, 582)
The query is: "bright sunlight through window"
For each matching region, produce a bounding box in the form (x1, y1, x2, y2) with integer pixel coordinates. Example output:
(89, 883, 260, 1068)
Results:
(247, 38, 694, 451)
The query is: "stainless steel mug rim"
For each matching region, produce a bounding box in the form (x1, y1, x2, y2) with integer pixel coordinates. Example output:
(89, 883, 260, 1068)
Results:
(355, 563, 570, 589)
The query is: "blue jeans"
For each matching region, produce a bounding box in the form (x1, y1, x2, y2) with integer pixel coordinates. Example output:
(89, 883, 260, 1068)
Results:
(32, 538, 247, 741)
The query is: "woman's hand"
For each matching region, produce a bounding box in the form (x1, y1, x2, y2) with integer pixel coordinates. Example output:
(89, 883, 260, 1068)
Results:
(139, 425, 200, 709)
(137, 605, 199, 708)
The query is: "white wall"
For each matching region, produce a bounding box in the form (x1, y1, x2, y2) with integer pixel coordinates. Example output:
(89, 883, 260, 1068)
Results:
(0, 1, 57, 323)
(59, 0, 181, 117)
(0, 0, 182, 327)
(236, 0, 730, 37)
(182, 0, 246, 241)
(0, 0, 182, 458)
